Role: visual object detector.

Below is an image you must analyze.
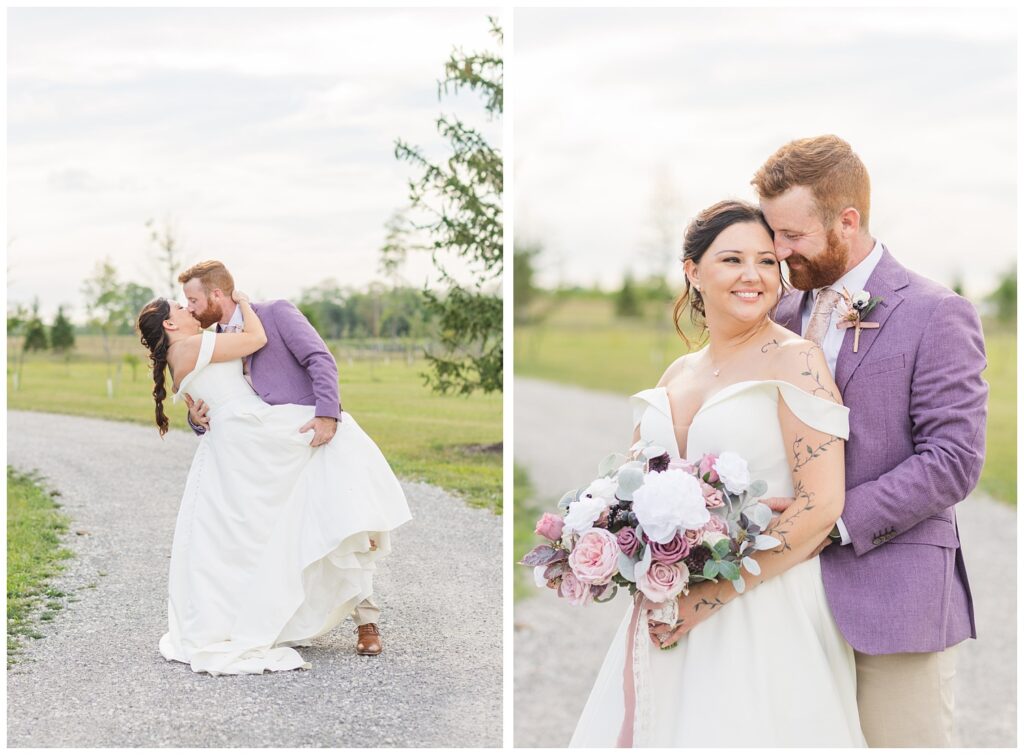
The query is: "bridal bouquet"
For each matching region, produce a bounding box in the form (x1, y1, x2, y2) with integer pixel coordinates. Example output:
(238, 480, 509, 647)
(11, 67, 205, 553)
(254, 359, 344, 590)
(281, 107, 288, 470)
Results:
(521, 442, 780, 609)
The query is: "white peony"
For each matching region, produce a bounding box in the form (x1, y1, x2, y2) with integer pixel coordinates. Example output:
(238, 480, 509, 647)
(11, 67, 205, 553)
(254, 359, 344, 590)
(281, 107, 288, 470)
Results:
(534, 565, 550, 588)
(852, 290, 871, 309)
(563, 496, 608, 537)
(632, 469, 710, 544)
(584, 476, 618, 503)
(713, 451, 751, 495)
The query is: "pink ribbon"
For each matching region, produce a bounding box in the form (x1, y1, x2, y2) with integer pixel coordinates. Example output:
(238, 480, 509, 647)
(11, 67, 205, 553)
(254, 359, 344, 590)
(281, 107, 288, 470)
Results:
(617, 595, 644, 747)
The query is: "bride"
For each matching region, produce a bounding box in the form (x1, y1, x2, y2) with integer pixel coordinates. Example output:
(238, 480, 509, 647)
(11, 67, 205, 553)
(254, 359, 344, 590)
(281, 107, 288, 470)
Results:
(569, 200, 866, 747)
(137, 291, 411, 676)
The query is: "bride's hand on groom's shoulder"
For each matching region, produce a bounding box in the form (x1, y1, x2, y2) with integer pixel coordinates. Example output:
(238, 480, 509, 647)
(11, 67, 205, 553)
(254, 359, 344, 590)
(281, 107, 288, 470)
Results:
(232, 290, 250, 305)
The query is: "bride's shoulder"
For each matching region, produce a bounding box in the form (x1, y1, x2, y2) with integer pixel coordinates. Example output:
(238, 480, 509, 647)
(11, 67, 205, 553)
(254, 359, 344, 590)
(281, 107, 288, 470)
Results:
(765, 332, 840, 404)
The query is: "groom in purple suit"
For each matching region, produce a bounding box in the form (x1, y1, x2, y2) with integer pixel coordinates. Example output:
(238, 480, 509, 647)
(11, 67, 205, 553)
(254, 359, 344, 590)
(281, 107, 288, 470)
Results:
(177, 260, 385, 657)
(753, 136, 987, 747)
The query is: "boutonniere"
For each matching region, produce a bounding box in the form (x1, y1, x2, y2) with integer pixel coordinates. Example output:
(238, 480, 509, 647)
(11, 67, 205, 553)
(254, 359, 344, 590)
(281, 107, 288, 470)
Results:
(836, 288, 883, 353)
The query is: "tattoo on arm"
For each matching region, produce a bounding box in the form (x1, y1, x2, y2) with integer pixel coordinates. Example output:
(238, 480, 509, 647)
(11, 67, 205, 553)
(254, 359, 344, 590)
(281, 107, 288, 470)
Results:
(800, 348, 836, 400)
(792, 435, 840, 472)
(764, 480, 816, 553)
(695, 597, 725, 613)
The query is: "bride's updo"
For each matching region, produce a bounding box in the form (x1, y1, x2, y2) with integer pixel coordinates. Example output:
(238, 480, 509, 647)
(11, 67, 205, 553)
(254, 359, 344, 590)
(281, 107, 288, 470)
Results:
(137, 298, 172, 437)
(672, 199, 776, 344)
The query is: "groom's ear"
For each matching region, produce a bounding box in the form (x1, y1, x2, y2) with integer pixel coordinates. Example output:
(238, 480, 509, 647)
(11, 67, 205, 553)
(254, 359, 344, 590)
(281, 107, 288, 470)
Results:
(837, 206, 861, 238)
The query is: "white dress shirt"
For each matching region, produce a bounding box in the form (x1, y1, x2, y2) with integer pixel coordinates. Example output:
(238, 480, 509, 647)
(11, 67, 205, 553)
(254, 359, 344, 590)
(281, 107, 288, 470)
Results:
(798, 239, 884, 545)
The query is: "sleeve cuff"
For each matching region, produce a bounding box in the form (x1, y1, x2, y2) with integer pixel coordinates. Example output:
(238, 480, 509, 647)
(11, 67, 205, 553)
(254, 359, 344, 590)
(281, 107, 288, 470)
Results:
(836, 516, 852, 546)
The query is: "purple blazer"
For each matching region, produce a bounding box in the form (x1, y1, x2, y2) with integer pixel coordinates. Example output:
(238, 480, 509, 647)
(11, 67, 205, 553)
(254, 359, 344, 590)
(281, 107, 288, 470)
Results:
(189, 300, 342, 434)
(775, 247, 986, 655)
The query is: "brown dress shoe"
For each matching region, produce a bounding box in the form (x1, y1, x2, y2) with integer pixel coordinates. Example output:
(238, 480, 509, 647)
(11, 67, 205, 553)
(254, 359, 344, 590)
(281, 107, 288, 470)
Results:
(355, 623, 382, 656)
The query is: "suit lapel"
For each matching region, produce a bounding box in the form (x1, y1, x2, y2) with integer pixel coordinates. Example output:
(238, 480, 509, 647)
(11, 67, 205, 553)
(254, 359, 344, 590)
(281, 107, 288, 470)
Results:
(774, 288, 810, 336)
(834, 246, 909, 394)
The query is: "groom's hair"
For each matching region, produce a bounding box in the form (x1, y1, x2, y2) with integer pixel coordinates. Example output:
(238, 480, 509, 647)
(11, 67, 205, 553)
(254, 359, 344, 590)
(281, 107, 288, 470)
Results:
(178, 260, 235, 297)
(752, 135, 871, 231)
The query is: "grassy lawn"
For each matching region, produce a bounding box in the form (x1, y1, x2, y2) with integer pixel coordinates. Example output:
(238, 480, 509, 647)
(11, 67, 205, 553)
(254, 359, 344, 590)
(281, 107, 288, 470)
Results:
(513, 463, 541, 600)
(8, 337, 502, 513)
(516, 296, 1016, 505)
(7, 467, 74, 664)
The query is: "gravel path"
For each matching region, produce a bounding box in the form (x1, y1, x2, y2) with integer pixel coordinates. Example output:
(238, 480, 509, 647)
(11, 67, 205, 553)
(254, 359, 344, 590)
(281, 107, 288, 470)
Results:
(513, 377, 1016, 748)
(7, 410, 502, 748)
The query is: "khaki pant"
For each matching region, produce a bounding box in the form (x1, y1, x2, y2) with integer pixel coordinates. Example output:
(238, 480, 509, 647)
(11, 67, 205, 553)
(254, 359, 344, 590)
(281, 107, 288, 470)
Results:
(855, 645, 958, 747)
(352, 596, 380, 626)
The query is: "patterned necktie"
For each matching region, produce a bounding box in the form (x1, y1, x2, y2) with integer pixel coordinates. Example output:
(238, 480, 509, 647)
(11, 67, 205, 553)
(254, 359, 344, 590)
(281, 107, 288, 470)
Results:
(804, 288, 843, 346)
(223, 324, 242, 334)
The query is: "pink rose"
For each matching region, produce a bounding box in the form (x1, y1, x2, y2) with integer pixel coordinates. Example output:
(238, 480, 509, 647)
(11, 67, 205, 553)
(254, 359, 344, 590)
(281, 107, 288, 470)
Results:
(698, 453, 720, 483)
(636, 559, 688, 603)
(668, 458, 697, 475)
(568, 528, 620, 585)
(534, 512, 565, 542)
(616, 526, 640, 557)
(703, 515, 729, 535)
(559, 571, 593, 606)
(683, 528, 704, 549)
(701, 481, 724, 508)
(650, 532, 691, 563)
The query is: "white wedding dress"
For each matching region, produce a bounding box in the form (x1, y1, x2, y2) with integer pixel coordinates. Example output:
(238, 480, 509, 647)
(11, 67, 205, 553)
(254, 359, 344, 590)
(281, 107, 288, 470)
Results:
(569, 380, 866, 747)
(159, 331, 412, 675)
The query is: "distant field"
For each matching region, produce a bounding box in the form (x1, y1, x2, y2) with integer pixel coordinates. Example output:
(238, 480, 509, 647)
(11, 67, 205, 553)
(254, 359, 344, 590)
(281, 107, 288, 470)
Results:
(8, 336, 502, 512)
(516, 296, 1016, 505)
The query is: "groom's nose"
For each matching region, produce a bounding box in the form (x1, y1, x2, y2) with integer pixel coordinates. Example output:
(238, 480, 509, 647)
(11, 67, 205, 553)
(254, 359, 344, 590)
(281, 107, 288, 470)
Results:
(773, 238, 793, 261)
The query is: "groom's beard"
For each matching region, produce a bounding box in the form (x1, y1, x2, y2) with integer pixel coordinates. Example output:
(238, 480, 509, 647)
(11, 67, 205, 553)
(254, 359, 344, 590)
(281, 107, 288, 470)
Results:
(194, 302, 224, 330)
(785, 229, 850, 290)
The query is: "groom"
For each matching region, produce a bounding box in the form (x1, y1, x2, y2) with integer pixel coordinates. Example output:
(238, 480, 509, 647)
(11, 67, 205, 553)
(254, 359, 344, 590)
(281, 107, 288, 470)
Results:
(177, 260, 385, 657)
(754, 136, 987, 747)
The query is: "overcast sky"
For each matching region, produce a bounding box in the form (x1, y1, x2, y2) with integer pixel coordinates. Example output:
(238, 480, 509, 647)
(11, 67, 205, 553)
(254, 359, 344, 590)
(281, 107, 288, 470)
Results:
(8, 7, 500, 320)
(515, 7, 1016, 298)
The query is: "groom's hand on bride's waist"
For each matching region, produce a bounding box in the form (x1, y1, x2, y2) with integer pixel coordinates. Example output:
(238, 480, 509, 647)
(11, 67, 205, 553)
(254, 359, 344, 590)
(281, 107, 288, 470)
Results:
(299, 416, 338, 447)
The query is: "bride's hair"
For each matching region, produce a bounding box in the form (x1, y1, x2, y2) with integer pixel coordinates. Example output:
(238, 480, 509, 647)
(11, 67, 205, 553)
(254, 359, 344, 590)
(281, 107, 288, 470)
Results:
(137, 298, 172, 437)
(672, 200, 778, 346)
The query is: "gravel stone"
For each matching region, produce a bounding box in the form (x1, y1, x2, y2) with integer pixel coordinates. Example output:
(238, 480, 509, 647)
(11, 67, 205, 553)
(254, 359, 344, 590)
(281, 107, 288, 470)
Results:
(7, 410, 502, 748)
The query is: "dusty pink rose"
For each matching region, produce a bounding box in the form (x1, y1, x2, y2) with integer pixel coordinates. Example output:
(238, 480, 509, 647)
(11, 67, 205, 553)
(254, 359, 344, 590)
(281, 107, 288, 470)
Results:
(701, 481, 724, 508)
(559, 571, 593, 606)
(636, 559, 688, 603)
(703, 515, 729, 535)
(650, 532, 691, 563)
(568, 528, 620, 585)
(683, 528, 704, 549)
(616, 526, 640, 557)
(534, 512, 565, 542)
(668, 458, 697, 475)
(698, 453, 720, 483)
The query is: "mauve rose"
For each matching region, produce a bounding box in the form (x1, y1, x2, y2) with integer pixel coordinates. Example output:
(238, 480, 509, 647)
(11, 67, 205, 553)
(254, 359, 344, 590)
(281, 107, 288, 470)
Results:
(701, 481, 724, 508)
(534, 512, 565, 542)
(559, 571, 592, 606)
(568, 528, 620, 585)
(704, 515, 729, 535)
(698, 453, 720, 483)
(650, 532, 691, 563)
(617, 526, 641, 557)
(683, 528, 704, 549)
(636, 559, 689, 603)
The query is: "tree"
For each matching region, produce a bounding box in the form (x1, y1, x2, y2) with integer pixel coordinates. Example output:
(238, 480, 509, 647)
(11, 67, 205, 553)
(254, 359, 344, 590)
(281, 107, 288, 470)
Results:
(122, 282, 157, 334)
(7, 303, 29, 390)
(986, 265, 1016, 324)
(146, 217, 185, 297)
(616, 272, 642, 318)
(22, 298, 49, 352)
(394, 17, 502, 395)
(81, 258, 134, 396)
(50, 305, 76, 353)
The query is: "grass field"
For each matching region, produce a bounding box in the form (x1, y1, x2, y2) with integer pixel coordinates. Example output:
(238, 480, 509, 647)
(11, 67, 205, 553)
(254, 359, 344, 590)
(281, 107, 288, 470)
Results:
(513, 464, 541, 601)
(8, 336, 502, 513)
(516, 296, 1016, 505)
(7, 467, 74, 664)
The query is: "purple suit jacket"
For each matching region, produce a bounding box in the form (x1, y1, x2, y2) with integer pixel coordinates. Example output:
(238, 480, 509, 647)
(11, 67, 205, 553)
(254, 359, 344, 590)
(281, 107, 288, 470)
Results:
(775, 247, 986, 655)
(189, 300, 342, 434)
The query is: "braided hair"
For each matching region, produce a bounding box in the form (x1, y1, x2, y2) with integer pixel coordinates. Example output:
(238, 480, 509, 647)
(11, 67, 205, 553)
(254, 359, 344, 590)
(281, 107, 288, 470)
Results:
(137, 298, 172, 437)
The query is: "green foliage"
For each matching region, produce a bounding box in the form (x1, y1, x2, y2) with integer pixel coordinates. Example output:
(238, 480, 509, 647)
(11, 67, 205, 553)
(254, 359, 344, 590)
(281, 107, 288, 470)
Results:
(22, 299, 49, 352)
(986, 265, 1016, 324)
(80, 259, 154, 376)
(297, 281, 434, 341)
(50, 305, 76, 353)
(513, 463, 541, 600)
(394, 17, 503, 396)
(615, 272, 641, 318)
(514, 242, 543, 324)
(123, 353, 142, 381)
(7, 467, 73, 662)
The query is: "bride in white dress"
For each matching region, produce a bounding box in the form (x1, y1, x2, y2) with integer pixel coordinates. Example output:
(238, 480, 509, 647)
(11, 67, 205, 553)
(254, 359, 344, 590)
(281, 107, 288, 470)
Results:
(137, 292, 411, 676)
(569, 201, 866, 747)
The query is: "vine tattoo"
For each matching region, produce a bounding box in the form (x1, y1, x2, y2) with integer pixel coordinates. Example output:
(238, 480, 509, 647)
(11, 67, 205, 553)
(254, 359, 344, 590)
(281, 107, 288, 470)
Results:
(695, 597, 725, 613)
(760, 339, 781, 353)
(764, 480, 816, 553)
(800, 348, 836, 400)
(792, 434, 841, 472)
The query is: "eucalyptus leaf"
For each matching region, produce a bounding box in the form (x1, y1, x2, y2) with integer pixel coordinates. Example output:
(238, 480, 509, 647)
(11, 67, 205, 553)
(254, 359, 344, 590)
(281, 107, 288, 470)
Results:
(702, 560, 720, 580)
(617, 551, 638, 582)
(754, 534, 782, 550)
(741, 556, 761, 576)
(599, 452, 628, 478)
(712, 538, 732, 560)
(616, 465, 645, 502)
(732, 575, 746, 594)
(746, 480, 768, 499)
(745, 502, 773, 531)
(557, 489, 579, 514)
(718, 560, 740, 581)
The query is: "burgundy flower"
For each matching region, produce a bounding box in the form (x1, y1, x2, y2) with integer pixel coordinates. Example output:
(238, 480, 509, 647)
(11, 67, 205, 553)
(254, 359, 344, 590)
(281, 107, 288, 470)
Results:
(616, 526, 640, 557)
(648, 452, 671, 473)
(684, 544, 712, 575)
